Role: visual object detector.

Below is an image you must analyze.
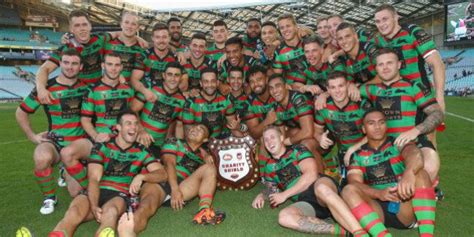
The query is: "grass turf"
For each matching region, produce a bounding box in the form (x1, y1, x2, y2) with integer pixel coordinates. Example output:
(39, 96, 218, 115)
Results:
(1, 96, 473, 236)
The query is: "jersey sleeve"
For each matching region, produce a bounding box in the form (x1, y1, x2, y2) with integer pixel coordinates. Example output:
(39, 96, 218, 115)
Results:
(294, 144, 313, 162)
(293, 93, 313, 118)
(80, 87, 95, 117)
(412, 80, 437, 110)
(348, 152, 365, 173)
(314, 109, 326, 126)
(160, 138, 179, 157)
(88, 143, 106, 165)
(143, 148, 159, 166)
(409, 24, 437, 59)
(19, 88, 41, 113)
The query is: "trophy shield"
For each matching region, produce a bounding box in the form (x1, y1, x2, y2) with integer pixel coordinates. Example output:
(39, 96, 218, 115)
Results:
(209, 135, 259, 190)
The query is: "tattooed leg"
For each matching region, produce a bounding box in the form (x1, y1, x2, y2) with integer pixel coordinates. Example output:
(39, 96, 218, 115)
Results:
(295, 216, 333, 234)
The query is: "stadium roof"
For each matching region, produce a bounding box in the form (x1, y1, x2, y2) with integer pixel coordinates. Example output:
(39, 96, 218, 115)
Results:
(8, 0, 444, 38)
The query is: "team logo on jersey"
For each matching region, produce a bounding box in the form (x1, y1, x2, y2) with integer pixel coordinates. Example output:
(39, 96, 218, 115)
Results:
(150, 102, 173, 122)
(333, 121, 359, 137)
(105, 98, 127, 119)
(376, 97, 402, 120)
(105, 158, 132, 176)
(366, 160, 397, 186)
(60, 96, 82, 119)
(179, 155, 201, 174)
(277, 164, 299, 189)
(378, 98, 395, 109)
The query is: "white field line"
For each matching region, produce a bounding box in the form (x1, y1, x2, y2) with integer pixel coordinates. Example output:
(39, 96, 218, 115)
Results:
(446, 112, 474, 123)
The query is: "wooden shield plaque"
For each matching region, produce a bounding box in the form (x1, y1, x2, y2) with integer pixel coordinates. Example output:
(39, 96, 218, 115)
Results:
(209, 135, 259, 190)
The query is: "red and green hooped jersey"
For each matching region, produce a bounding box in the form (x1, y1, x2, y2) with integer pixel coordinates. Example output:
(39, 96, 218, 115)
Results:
(89, 139, 157, 193)
(360, 78, 436, 137)
(242, 34, 259, 53)
(103, 38, 145, 81)
(134, 48, 178, 83)
(371, 24, 437, 88)
(356, 27, 374, 46)
(315, 99, 371, 151)
(260, 144, 313, 201)
(273, 40, 306, 85)
(220, 55, 258, 82)
(332, 41, 377, 84)
(302, 61, 339, 90)
(242, 93, 275, 122)
(183, 92, 236, 138)
(271, 90, 313, 129)
(20, 78, 88, 147)
(349, 136, 406, 190)
(81, 81, 135, 135)
(227, 92, 248, 119)
(170, 40, 187, 53)
(161, 137, 205, 181)
(205, 43, 225, 63)
(48, 33, 110, 85)
(182, 57, 215, 90)
(136, 81, 186, 147)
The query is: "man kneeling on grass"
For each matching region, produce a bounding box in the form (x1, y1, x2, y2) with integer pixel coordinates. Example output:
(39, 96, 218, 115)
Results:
(48, 110, 167, 236)
(342, 109, 436, 237)
(252, 125, 368, 236)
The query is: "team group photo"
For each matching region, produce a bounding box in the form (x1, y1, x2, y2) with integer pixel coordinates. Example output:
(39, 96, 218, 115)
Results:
(0, 0, 473, 236)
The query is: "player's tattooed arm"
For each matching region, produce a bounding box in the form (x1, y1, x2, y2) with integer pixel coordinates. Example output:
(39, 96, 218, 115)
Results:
(296, 216, 333, 234)
(416, 103, 444, 135)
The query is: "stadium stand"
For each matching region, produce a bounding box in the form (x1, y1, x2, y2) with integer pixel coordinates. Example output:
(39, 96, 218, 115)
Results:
(0, 5, 22, 26)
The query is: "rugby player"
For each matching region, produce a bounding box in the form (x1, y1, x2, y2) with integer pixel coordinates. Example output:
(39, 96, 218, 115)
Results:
(342, 109, 437, 237)
(16, 49, 88, 214)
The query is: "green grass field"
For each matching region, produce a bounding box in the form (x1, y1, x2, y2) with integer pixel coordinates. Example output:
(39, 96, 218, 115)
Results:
(1, 96, 473, 236)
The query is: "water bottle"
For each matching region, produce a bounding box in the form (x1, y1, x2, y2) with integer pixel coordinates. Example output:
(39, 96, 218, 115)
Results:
(67, 32, 81, 48)
(387, 201, 400, 214)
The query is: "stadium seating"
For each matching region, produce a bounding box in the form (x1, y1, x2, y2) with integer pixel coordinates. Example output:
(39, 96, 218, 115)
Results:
(0, 6, 21, 26)
(0, 79, 34, 98)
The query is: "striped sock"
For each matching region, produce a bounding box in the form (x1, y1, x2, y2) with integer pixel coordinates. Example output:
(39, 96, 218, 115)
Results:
(413, 188, 436, 237)
(333, 224, 369, 237)
(333, 222, 347, 236)
(65, 162, 88, 189)
(351, 202, 391, 237)
(34, 168, 56, 198)
(48, 230, 67, 237)
(198, 194, 213, 210)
